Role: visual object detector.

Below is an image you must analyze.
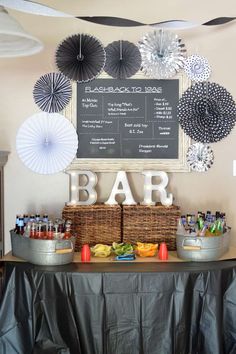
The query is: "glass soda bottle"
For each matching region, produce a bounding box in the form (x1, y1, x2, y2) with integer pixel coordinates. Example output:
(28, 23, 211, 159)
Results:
(63, 221, 72, 239)
(23, 214, 29, 226)
(17, 217, 24, 235)
(53, 222, 59, 239)
(177, 218, 186, 235)
(30, 222, 37, 239)
(35, 214, 41, 223)
(15, 214, 20, 233)
(47, 220, 54, 239)
(36, 221, 43, 239)
(29, 215, 35, 222)
(24, 221, 31, 237)
(43, 214, 48, 223)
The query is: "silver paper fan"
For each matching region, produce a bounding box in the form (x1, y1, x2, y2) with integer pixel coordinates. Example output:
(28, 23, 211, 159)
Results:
(55, 33, 106, 82)
(184, 55, 211, 82)
(186, 143, 214, 172)
(138, 29, 186, 79)
(33, 72, 72, 112)
(177, 82, 236, 143)
(16, 112, 78, 174)
(104, 40, 142, 79)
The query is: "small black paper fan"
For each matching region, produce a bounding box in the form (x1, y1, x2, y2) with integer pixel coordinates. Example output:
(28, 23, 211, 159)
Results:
(177, 82, 236, 143)
(33, 72, 72, 113)
(104, 40, 142, 79)
(55, 33, 106, 82)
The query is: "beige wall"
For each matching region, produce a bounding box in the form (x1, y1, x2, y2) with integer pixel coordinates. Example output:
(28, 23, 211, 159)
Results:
(1, 0, 236, 253)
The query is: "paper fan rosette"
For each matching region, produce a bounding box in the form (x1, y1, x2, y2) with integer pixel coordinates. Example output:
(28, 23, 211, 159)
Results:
(138, 29, 186, 79)
(177, 82, 236, 143)
(186, 143, 214, 172)
(104, 40, 142, 79)
(33, 72, 72, 113)
(55, 33, 106, 82)
(16, 112, 78, 174)
(184, 55, 211, 82)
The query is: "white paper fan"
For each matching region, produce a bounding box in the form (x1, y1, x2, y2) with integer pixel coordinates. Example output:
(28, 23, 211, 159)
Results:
(184, 55, 211, 82)
(16, 112, 78, 174)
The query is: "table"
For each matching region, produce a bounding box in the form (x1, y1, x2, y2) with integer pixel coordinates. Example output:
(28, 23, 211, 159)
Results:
(1, 260, 236, 354)
(4, 245, 236, 262)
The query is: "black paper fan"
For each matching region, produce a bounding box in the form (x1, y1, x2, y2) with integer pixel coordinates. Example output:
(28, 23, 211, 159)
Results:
(33, 72, 72, 113)
(177, 82, 236, 143)
(104, 40, 142, 79)
(55, 33, 106, 82)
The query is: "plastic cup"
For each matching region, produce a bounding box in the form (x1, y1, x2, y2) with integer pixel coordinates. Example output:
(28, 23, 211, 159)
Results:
(158, 242, 168, 260)
(81, 244, 91, 262)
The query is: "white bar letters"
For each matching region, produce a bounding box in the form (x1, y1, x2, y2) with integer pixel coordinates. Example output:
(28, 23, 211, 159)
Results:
(142, 171, 173, 206)
(105, 171, 136, 205)
(66, 170, 173, 206)
(66, 170, 97, 205)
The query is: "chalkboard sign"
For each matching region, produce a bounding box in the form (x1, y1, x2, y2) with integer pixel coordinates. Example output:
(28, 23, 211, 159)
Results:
(77, 79, 179, 159)
(65, 74, 190, 172)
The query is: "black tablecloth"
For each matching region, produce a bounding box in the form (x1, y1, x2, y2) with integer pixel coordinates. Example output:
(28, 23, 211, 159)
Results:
(1, 261, 236, 354)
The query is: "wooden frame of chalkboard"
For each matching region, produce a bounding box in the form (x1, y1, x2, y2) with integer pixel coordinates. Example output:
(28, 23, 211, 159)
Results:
(65, 73, 191, 172)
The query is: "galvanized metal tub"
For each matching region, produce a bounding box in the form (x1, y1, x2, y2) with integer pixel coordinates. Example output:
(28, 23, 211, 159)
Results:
(176, 230, 230, 261)
(10, 230, 75, 265)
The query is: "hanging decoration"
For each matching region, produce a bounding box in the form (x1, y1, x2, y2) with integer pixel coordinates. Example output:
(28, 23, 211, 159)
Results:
(16, 112, 78, 175)
(55, 33, 106, 82)
(138, 30, 186, 79)
(184, 55, 211, 82)
(76, 16, 236, 29)
(186, 143, 214, 172)
(177, 82, 236, 143)
(0, 2, 235, 27)
(0, 1, 73, 17)
(33, 72, 72, 113)
(104, 40, 142, 79)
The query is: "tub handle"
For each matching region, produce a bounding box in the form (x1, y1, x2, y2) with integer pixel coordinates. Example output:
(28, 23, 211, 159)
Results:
(182, 237, 202, 251)
(55, 240, 74, 254)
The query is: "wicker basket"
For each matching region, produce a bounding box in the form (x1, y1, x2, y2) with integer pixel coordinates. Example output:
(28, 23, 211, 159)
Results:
(62, 204, 121, 251)
(122, 204, 180, 250)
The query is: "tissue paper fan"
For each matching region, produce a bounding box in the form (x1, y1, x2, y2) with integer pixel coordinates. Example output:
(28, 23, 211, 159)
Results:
(55, 33, 106, 82)
(33, 72, 72, 112)
(138, 29, 186, 79)
(186, 143, 214, 172)
(184, 55, 211, 82)
(104, 40, 141, 79)
(16, 112, 78, 174)
(177, 82, 236, 143)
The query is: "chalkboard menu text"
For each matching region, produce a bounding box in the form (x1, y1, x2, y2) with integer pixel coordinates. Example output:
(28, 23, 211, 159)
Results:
(77, 79, 179, 159)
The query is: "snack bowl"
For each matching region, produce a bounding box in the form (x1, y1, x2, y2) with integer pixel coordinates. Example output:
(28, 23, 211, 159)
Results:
(90, 244, 112, 258)
(135, 242, 158, 257)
